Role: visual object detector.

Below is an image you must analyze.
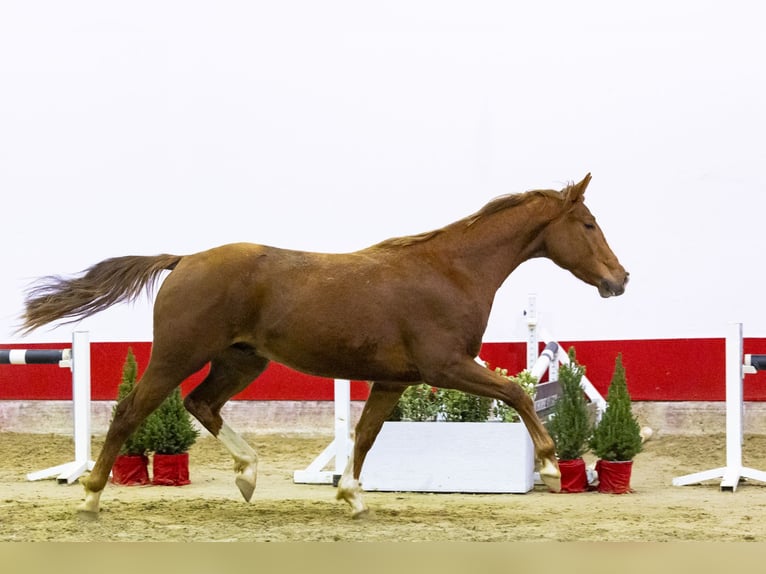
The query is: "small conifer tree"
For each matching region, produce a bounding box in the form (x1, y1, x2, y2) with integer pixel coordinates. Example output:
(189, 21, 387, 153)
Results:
(113, 348, 150, 456)
(588, 353, 643, 461)
(546, 347, 592, 460)
(144, 386, 199, 454)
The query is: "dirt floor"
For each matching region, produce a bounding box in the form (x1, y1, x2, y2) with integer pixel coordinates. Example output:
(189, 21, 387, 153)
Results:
(2, 432, 766, 542)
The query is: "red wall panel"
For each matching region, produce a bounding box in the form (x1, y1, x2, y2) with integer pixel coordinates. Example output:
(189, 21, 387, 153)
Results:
(3, 338, 766, 402)
(0, 341, 370, 401)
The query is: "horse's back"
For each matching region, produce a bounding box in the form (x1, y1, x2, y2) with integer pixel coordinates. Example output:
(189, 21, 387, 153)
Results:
(153, 242, 384, 330)
(148, 241, 423, 378)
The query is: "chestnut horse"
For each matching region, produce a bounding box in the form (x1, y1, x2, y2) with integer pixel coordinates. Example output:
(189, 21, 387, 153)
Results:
(19, 173, 628, 518)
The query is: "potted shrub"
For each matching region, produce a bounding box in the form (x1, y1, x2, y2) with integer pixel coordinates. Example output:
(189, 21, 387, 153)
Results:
(144, 386, 199, 486)
(360, 367, 538, 493)
(492, 368, 537, 423)
(588, 353, 643, 493)
(441, 387, 493, 422)
(111, 348, 151, 485)
(546, 347, 593, 493)
(390, 383, 442, 422)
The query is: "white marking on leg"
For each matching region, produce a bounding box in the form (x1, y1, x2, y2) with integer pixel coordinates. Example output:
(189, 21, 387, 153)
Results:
(538, 457, 562, 492)
(218, 423, 258, 501)
(335, 445, 369, 518)
(77, 486, 102, 519)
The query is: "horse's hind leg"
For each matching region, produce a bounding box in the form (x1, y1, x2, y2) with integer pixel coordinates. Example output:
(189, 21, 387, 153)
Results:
(336, 381, 408, 518)
(80, 361, 199, 518)
(429, 358, 561, 492)
(183, 346, 269, 502)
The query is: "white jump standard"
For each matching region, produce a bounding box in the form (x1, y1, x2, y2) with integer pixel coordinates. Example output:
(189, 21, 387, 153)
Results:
(0, 331, 94, 484)
(673, 323, 766, 491)
(292, 379, 352, 486)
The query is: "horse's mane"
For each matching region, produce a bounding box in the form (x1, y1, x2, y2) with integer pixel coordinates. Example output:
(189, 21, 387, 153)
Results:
(374, 188, 565, 248)
(464, 188, 563, 227)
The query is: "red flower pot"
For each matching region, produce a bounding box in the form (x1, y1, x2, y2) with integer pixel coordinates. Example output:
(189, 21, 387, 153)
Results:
(595, 459, 633, 494)
(112, 454, 150, 486)
(152, 452, 191, 486)
(557, 458, 589, 493)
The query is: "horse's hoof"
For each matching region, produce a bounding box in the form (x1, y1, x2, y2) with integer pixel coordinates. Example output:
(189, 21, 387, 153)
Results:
(235, 474, 256, 502)
(351, 507, 371, 520)
(541, 473, 562, 493)
(76, 508, 99, 522)
(78, 487, 102, 517)
(539, 457, 562, 493)
(337, 490, 369, 518)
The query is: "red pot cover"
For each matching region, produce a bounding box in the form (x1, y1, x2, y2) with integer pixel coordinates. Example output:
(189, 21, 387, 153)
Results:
(112, 454, 150, 486)
(595, 459, 633, 494)
(152, 453, 191, 486)
(557, 458, 588, 493)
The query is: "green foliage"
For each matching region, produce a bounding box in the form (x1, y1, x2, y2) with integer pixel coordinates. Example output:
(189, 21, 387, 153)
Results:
(588, 353, 643, 461)
(546, 347, 593, 460)
(492, 369, 538, 422)
(392, 366, 538, 422)
(112, 348, 150, 456)
(441, 388, 493, 422)
(144, 387, 200, 454)
(113, 349, 199, 455)
(394, 384, 442, 421)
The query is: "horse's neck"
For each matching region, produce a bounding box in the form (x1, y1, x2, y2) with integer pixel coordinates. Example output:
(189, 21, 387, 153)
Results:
(435, 198, 556, 292)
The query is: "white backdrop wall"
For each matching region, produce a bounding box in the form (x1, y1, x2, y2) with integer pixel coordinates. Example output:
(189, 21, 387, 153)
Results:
(2, 1, 765, 344)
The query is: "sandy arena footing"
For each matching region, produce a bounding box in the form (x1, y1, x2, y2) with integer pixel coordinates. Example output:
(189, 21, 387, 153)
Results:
(2, 399, 766, 437)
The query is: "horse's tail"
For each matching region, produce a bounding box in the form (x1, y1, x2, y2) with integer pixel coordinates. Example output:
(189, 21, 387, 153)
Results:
(18, 253, 184, 335)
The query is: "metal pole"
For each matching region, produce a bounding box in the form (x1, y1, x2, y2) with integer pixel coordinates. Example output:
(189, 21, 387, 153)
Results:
(333, 379, 351, 478)
(72, 331, 92, 469)
(526, 293, 538, 372)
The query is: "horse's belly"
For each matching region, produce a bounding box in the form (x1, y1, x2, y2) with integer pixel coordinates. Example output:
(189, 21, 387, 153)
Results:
(261, 338, 421, 383)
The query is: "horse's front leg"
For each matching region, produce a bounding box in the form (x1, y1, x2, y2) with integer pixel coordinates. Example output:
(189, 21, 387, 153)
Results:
(432, 359, 561, 492)
(336, 381, 408, 518)
(509, 386, 560, 492)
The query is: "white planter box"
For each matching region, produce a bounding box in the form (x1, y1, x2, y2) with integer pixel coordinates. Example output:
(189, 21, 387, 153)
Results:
(360, 421, 535, 493)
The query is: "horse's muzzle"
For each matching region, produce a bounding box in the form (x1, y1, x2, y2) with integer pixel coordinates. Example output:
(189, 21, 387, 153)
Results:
(599, 272, 629, 298)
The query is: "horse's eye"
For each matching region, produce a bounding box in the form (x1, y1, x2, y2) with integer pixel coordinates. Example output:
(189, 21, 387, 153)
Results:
(584, 222, 596, 230)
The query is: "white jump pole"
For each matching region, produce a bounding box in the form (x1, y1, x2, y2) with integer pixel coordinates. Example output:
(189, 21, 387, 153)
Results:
(293, 379, 351, 485)
(525, 293, 606, 418)
(26, 331, 95, 484)
(550, 333, 607, 419)
(333, 379, 351, 479)
(673, 323, 766, 491)
(529, 341, 558, 381)
(525, 293, 540, 372)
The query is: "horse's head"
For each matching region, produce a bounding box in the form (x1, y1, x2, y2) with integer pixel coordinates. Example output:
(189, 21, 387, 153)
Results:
(540, 173, 629, 298)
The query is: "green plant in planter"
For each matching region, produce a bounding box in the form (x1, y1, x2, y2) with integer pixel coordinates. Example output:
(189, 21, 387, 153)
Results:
(589, 353, 642, 461)
(441, 388, 493, 422)
(492, 368, 538, 423)
(112, 348, 150, 456)
(391, 367, 537, 422)
(392, 384, 442, 421)
(144, 386, 200, 455)
(546, 347, 592, 460)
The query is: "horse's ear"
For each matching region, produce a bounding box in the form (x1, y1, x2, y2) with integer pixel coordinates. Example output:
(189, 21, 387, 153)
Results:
(565, 173, 592, 203)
